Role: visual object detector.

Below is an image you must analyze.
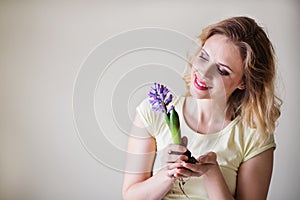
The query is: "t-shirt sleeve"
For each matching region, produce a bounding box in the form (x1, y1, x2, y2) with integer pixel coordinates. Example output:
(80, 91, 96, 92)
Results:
(136, 98, 163, 137)
(243, 131, 276, 162)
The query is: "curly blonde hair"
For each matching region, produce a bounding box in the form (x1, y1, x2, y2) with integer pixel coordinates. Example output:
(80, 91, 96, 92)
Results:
(184, 16, 282, 144)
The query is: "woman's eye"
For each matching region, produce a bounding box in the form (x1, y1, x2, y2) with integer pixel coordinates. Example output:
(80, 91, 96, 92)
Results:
(217, 66, 230, 76)
(199, 52, 208, 61)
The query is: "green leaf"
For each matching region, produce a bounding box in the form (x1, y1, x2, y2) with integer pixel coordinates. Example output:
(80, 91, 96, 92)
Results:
(164, 112, 170, 127)
(169, 108, 181, 145)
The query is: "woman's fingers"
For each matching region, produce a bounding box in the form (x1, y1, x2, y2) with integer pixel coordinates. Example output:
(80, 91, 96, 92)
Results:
(180, 162, 215, 177)
(168, 144, 187, 153)
(166, 162, 184, 178)
(176, 152, 218, 177)
(164, 149, 218, 178)
(167, 162, 183, 170)
(162, 144, 188, 163)
(198, 152, 217, 164)
(166, 163, 191, 178)
(166, 152, 218, 178)
(181, 136, 188, 147)
(167, 154, 189, 163)
(175, 167, 200, 177)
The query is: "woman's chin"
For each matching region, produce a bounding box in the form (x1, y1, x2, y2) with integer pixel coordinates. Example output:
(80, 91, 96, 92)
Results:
(190, 88, 210, 99)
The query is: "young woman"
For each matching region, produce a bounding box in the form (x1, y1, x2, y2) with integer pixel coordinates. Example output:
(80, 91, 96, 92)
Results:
(122, 16, 282, 200)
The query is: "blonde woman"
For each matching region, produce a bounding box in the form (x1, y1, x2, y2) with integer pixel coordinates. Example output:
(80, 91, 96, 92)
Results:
(123, 16, 281, 200)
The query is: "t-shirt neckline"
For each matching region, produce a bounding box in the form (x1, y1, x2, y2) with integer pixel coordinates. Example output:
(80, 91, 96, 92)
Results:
(176, 96, 241, 137)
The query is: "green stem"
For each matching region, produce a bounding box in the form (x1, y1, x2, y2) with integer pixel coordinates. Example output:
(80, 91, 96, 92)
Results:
(165, 109, 181, 145)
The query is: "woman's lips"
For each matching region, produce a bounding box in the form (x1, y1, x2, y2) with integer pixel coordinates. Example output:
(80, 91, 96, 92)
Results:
(194, 76, 210, 91)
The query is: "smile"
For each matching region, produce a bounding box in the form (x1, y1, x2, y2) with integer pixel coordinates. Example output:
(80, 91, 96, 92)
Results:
(194, 76, 211, 91)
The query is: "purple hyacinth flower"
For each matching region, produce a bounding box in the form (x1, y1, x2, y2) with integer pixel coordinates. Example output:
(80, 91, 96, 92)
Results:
(148, 83, 173, 114)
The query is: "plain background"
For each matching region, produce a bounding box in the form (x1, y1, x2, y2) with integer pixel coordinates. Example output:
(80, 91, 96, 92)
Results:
(0, 0, 299, 199)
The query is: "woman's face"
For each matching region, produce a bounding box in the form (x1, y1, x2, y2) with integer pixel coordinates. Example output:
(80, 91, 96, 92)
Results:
(190, 34, 245, 101)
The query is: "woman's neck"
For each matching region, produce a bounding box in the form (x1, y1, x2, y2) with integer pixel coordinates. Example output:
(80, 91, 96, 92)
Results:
(183, 96, 231, 134)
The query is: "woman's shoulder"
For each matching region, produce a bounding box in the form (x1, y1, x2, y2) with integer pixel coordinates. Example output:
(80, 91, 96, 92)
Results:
(232, 116, 276, 161)
(232, 116, 261, 141)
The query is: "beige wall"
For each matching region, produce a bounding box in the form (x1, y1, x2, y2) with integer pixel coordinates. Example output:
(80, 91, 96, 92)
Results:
(0, 1, 299, 199)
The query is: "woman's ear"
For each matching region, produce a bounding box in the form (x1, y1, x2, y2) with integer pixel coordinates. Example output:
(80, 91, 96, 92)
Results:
(237, 82, 246, 90)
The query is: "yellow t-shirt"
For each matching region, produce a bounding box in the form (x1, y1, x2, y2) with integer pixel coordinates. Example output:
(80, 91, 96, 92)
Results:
(136, 96, 276, 199)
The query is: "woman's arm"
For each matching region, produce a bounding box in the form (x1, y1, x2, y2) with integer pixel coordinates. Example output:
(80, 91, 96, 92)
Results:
(235, 148, 274, 200)
(122, 113, 176, 200)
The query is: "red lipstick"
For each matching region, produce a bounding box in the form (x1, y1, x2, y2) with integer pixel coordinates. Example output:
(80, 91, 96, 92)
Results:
(194, 76, 209, 91)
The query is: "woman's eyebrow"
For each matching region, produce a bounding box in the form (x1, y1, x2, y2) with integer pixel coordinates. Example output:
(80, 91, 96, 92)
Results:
(202, 48, 233, 72)
(201, 48, 209, 57)
(218, 62, 233, 72)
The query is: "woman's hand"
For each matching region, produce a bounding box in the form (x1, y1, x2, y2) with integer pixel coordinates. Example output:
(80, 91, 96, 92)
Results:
(160, 136, 189, 178)
(160, 136, 188, 164)
(161, 136, 218, 179)
(167, 152, 218, 178)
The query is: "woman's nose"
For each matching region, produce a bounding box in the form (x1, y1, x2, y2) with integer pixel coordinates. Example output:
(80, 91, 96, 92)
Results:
(193, 61, 216, 79)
